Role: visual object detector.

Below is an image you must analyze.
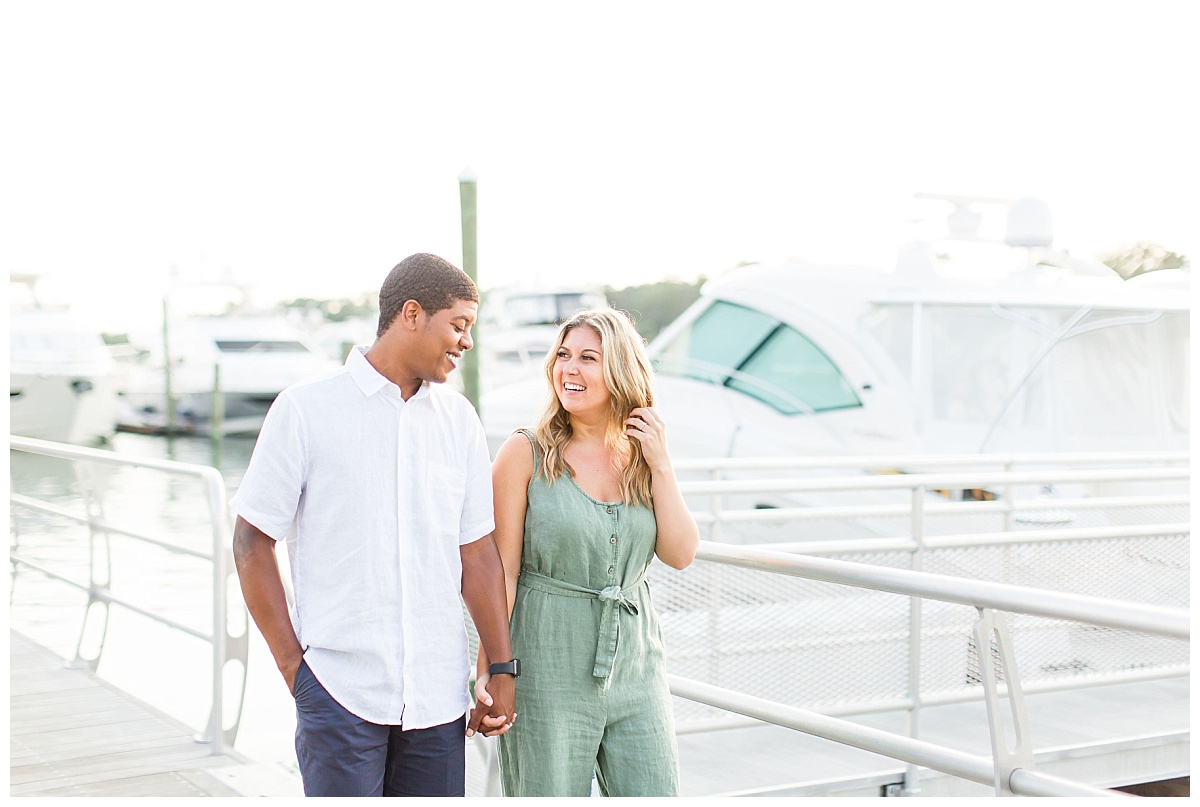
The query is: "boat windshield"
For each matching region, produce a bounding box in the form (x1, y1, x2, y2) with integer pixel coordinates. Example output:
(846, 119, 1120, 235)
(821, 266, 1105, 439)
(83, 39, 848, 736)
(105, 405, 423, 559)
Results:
(655, 300, 861, 414)
(503, 292, 607, 327)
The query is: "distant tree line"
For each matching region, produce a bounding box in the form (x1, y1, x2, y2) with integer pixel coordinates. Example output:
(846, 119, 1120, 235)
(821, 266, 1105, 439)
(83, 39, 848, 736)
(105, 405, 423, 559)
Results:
(282, 292, 379, 322)
(604, 277, 706, 342)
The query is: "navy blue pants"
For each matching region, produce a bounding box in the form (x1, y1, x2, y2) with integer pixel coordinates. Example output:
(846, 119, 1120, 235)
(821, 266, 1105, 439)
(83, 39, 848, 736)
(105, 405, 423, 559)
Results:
(292, 660, 466, 797)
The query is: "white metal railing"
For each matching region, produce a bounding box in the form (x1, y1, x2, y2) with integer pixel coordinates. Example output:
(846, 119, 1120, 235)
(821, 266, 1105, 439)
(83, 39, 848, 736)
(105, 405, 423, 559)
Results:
(8, 435, 246, 754)
(670, 541, 1189, 797)
(660, 453, 1188, 795)
(673, 450, 1190, 473)
(467, 453, 1187, 796)
(674, 452, 1188, 546)
(676, 466, 1186, 498)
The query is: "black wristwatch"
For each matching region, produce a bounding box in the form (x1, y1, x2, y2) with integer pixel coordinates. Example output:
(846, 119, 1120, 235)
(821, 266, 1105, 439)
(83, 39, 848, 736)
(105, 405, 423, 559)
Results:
(488, 659, 521, 678)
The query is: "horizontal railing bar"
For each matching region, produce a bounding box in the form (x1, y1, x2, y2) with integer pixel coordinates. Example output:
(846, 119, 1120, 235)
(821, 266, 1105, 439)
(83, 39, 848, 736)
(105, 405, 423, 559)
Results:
(921, 523, 1189, 550)
(1009, 768, 1129, 798)
(674, 666, 1190, 735)
(679, 467, 1187, 496)
(667, 675, 1123, 797)
(674, 451, 1189, 473)
(738, 537, 918, 555)
(10, 554, 92, 593)
(746, 524, 1189, 557)
(12, 554, 212, 643)
(695, 542, 1189, 640)
(1011, 494, 1192, 510)
(11, 496, 214, 561)
(674, 697, 914, 734)
(9, 494, 87, 521)
(88, 588, 213, 643)
(920, 665, 1191, 708)
(691, 495, 1190, 525)
(81, 520, 213, 560)
(739, 522, 1189, 555)
(10, 435, 227, 487)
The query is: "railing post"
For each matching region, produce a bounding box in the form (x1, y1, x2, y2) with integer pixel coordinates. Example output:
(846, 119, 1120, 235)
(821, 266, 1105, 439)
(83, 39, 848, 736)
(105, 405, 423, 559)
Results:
(1002, 460, 1015, 533)
(200, 470, 229, 755)
(903, 484, 925, 795)
(71, 461, 112, 672)
(708, 468, 722, 544)
(974, 608, 1033, 796)
(706, 467, 723, 684)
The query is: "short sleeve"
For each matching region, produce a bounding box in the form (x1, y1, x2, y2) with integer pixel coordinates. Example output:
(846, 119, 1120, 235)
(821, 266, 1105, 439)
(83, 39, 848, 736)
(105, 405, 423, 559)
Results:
(458, 406, 496, 545)
(229, 391, 307, 541)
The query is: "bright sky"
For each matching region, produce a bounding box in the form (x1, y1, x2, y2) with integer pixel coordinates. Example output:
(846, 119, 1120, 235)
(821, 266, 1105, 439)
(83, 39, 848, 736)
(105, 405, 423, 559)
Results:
(4, 1, 1195, 332)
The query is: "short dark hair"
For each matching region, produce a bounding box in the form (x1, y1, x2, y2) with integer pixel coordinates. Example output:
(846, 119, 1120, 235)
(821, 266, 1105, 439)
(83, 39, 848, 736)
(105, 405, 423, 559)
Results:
(376, 253, 479, 337)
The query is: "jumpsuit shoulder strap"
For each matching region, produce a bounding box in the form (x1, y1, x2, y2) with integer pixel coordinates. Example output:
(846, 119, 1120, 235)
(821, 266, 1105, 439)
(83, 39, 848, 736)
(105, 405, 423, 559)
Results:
(515, 427, 542, 474)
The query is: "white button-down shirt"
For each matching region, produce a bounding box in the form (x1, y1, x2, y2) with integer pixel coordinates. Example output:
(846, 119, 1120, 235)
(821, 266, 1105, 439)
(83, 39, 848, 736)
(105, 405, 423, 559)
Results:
(230, 346, 495, 728)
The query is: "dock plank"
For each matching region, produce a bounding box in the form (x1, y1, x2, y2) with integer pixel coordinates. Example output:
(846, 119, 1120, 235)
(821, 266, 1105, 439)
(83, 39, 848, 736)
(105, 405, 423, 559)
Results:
(9, 629, 259, 797)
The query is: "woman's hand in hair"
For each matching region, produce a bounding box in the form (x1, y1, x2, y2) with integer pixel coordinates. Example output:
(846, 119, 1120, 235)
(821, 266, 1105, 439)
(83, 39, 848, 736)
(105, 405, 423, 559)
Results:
(630, 407, 700, 568)
(626, 407, 670, 472)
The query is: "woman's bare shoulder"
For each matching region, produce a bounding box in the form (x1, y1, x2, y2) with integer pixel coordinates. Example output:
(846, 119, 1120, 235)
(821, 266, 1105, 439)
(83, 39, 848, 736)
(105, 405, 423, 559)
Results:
(494, 430, 535, 476)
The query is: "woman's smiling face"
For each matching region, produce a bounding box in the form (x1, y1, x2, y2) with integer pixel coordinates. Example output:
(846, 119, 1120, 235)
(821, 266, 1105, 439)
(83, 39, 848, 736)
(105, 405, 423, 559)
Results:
(553, 325, 610, 418)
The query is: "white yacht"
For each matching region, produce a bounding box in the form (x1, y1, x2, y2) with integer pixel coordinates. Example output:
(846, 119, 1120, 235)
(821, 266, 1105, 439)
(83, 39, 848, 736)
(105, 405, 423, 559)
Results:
(118, 313, 341, 432)
(477, 285, 608, 389)
(481, 196, 1189, 521)
(9, 276, 122, 444)
(649, 206, 1189, 463)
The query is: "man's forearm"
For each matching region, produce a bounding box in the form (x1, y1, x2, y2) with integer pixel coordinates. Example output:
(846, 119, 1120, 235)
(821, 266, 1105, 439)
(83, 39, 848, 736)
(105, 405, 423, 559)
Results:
(460, 534, 514, 665)
(233, 518, 304, 688)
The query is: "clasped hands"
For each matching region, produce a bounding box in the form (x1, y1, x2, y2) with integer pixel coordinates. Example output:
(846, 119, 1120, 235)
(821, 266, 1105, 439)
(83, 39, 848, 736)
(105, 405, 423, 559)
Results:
(466, 672, 517, 738)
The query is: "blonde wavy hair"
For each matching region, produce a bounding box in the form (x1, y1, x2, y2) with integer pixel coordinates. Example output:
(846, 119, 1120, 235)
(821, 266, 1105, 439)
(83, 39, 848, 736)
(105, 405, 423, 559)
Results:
(532, 308, 656, 507)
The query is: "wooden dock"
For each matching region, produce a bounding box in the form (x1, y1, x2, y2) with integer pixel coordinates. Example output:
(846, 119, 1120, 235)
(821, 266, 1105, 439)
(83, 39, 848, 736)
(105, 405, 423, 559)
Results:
(9, 629, 299, 797)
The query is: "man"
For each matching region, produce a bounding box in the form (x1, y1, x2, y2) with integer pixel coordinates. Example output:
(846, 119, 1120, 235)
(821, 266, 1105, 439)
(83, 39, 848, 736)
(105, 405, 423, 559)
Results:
(231, 253, 517, 797)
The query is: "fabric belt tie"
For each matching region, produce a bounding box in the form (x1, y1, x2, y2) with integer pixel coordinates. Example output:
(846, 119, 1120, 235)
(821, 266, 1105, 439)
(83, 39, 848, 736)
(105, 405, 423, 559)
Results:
(519, 568, 645, 679)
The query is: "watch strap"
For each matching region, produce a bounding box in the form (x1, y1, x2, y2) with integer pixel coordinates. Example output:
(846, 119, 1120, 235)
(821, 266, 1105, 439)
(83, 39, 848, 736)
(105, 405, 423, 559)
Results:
(488, 659, 521, 677)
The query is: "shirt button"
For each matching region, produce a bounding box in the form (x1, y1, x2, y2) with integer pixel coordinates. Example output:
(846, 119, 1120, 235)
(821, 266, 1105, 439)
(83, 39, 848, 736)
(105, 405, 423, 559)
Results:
(610, 535, 617, 544)
(608, 566, 615, 575)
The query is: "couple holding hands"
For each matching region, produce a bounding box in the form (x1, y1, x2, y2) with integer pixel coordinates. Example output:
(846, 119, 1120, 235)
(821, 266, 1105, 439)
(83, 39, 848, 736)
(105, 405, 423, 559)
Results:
(233, 253, 698, 797)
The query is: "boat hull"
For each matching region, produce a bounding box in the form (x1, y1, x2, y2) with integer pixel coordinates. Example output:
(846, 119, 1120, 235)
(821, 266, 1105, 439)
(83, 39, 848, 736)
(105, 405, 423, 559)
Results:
(10, 371, 121, 444)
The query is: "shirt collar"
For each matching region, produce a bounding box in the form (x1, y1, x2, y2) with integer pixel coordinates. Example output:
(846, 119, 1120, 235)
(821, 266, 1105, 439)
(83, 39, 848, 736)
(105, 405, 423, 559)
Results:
(346, 345, 432, 402)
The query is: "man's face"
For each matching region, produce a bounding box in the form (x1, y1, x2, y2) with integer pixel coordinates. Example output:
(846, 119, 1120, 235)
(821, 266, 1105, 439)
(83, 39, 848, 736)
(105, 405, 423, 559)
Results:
(416, 298, 478, 383)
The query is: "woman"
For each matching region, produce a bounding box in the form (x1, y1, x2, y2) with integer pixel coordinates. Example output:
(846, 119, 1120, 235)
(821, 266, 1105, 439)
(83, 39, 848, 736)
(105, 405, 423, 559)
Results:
(472, 308, 699, 797)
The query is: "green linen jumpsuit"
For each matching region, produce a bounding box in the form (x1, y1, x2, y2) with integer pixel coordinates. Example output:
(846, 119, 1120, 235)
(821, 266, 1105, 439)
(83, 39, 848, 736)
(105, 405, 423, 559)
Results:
(497, 430, 679, 797)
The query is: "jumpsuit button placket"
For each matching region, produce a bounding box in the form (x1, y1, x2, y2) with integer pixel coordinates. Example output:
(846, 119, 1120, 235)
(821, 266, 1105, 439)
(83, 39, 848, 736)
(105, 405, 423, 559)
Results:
(608, 506, 618, 575)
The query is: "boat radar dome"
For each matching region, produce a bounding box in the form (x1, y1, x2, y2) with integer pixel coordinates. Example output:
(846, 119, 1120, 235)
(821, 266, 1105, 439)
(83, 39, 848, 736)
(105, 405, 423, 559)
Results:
(1005, 197, 1053, 248)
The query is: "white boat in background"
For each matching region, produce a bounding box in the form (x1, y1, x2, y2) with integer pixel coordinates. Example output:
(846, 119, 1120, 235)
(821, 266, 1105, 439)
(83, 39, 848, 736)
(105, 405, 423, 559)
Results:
(9, 275, 122, 444)
(481, 285, 608, 385)
(302, 287, 610, 395)
(481, 196, 1189, 524)
(436, 285, 609, 395)
(118, 313, 341, 432)
(647, 201, 1189, 463)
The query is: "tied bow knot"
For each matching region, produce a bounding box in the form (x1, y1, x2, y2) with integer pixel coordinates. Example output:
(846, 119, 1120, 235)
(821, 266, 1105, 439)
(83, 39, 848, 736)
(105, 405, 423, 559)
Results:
(598, 585, 635, 607)
(518, 569, 645, 680)
(593, 585, 639, 679)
